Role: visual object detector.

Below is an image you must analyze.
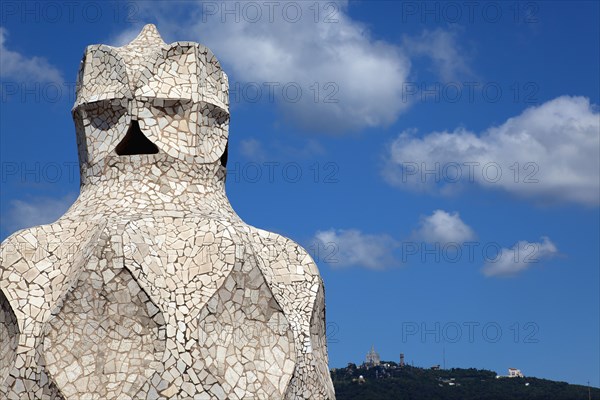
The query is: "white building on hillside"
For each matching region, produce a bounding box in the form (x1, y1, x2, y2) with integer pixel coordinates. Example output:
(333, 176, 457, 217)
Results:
(508, 368, 524, 378)
(365, 345, 381, 366)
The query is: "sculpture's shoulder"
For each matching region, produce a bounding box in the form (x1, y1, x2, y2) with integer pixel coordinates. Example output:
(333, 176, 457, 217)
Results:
(242, 225, 325, 329)
(1, 224, 53, 278)
(244, 226, 335, 399)
(245, 225, 323, 284)
(0, 218, 103, 277)
(0, 220, 105, 325)
(0, 225, 59, 323)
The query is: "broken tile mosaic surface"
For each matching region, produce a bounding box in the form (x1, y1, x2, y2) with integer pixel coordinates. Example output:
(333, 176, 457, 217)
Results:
(0, 24, 335, 399)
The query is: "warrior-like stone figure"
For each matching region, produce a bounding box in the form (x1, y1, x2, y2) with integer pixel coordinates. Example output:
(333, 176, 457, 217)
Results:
(0, 24, 335, 399)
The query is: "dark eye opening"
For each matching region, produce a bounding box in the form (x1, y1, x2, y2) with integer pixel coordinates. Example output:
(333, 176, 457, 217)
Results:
(220, 142, 228, 168)
(115, 120, 159, 156)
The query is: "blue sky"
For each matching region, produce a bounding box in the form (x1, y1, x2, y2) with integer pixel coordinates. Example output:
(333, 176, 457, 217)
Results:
(1, 0, 599, 387)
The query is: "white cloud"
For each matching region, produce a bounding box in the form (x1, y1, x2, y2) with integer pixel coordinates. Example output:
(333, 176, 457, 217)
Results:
(198, 3, 411, 132)
(482, 237, 558, 277)
(413, 210, 475, 244)
(313, 229, 399, 269)
(2, 194, 76, 234)
(118, 1, 418, 132)
(313, 226, 559, 277)
(383, 96, 600, 206)
(0, 27, 63, 83)
(402, 28, 472, 81)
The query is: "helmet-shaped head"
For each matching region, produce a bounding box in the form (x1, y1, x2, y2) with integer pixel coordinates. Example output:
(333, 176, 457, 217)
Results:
(72, 24, 229, 176)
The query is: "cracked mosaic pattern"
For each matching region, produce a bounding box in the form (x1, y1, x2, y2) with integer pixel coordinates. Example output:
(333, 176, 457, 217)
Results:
(0, 24, 335, 399)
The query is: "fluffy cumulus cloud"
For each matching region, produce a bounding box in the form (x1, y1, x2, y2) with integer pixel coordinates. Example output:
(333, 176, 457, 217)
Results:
(110, 2, 477, 132)
(482, 237, 558, 277)
(115, 1, 470, 132)
(0, 27, 63, 83)
(2, 194, 76, 234)
(313, 223, 558, 277)
(413, 210, 475, 244)
(383, 96, 600, 206)
(313, 229, 399, 269)
(196, 1, 412, 132)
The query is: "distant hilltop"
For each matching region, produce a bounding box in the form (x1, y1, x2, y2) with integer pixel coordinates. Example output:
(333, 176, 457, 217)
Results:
(331, 361, 599, 400)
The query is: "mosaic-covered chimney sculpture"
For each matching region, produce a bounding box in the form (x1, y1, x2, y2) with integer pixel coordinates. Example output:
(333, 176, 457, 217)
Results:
(0, 24, 335, 399)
